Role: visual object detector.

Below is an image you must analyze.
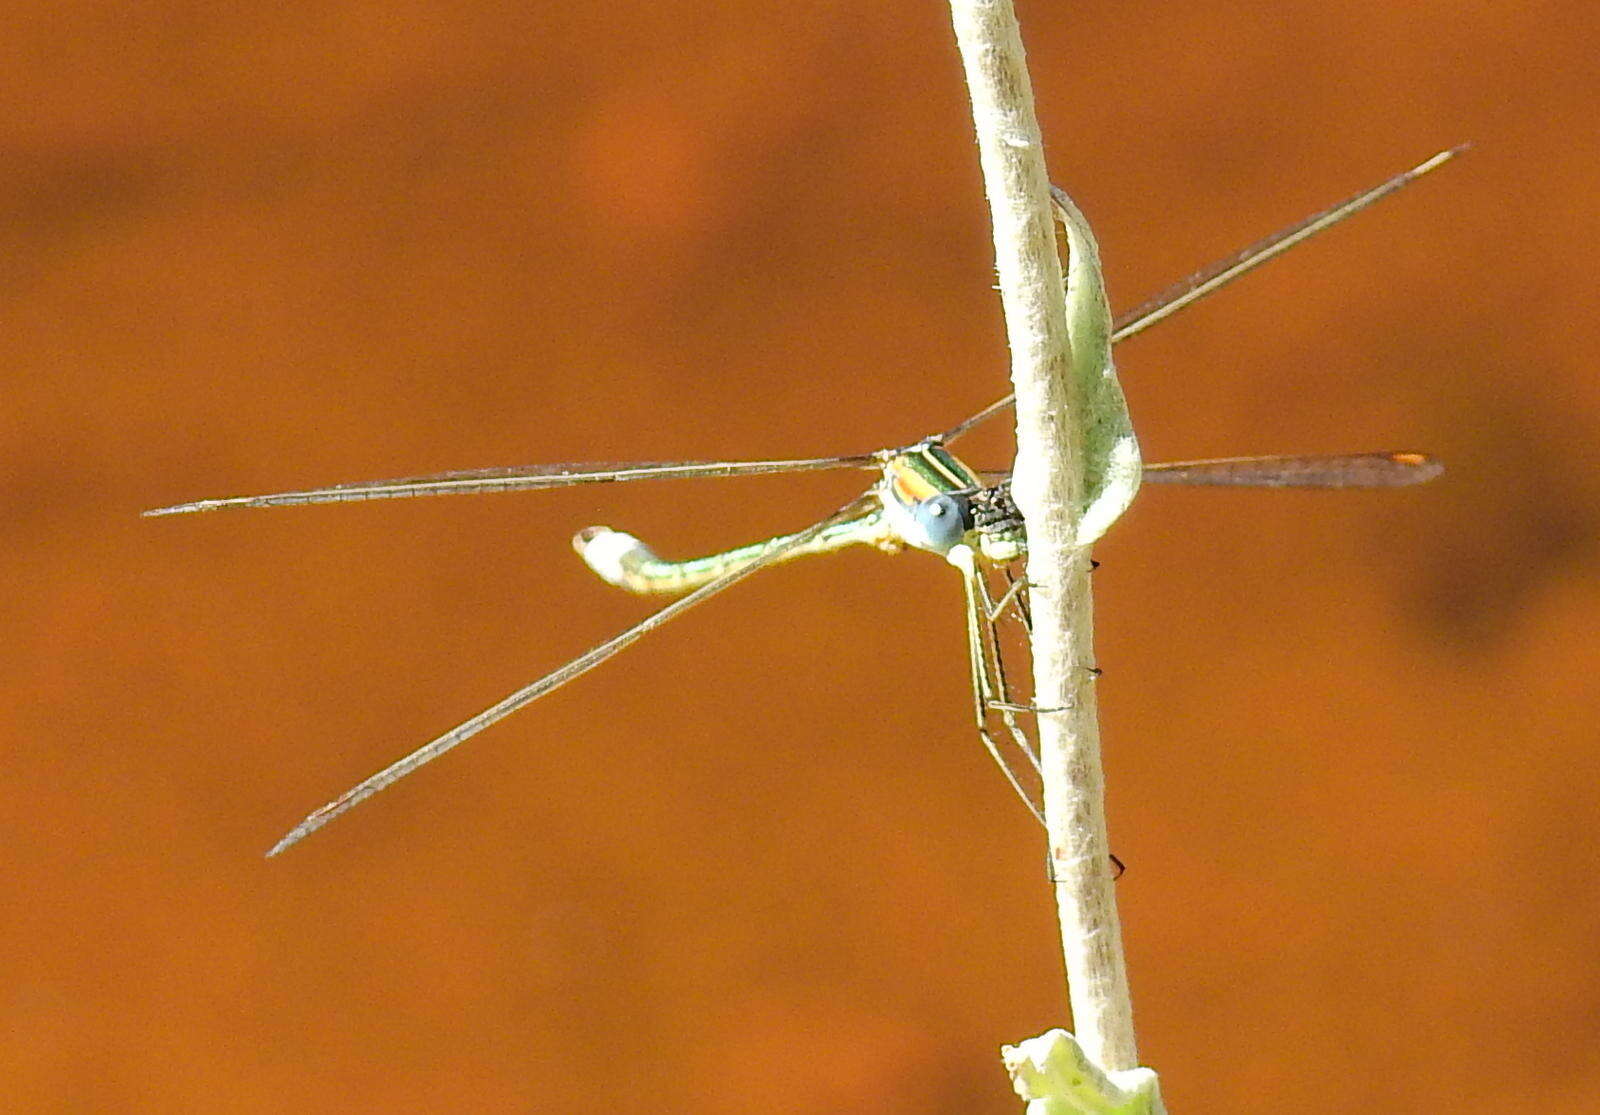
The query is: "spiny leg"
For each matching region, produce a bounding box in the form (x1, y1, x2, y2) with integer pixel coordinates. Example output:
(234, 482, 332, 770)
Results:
(974, 572, 1067, 718)
(960, 560, 1044, 824)
(976, 567, 1123, 879)
(970, 565, 1042, 775)
(993, 567, 1032, 633)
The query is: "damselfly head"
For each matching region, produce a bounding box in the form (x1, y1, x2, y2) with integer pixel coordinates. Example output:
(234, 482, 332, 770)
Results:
(907, 492, 976, 556)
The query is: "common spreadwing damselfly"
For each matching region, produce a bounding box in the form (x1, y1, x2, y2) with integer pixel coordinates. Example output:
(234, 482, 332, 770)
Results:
(147, 149, 1457, 856)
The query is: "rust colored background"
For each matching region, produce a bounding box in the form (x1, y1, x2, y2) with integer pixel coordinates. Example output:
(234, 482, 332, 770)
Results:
(4, 1, 1597, 1111)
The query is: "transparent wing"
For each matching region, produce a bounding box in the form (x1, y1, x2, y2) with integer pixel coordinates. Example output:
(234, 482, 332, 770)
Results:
(937, 147, 1464, 445)
(146, 453, 883, 517)
(266, 490, 880, 856)
(1110, 147, 1463, 344)
(1142, 452, 1443, 488)
(974, 451, 1442, 491)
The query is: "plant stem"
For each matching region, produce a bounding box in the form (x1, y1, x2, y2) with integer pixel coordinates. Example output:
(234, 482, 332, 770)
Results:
(946, 0, 1138, 1071)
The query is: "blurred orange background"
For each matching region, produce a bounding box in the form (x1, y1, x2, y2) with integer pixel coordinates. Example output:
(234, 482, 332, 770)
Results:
(4, 1, 1597, 1111)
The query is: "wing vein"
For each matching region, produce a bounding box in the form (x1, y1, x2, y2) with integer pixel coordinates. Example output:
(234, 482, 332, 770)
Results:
(266, 491, 879, 856)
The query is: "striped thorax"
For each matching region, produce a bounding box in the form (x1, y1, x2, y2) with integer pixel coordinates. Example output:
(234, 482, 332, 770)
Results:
(879, 442, 1026, 567)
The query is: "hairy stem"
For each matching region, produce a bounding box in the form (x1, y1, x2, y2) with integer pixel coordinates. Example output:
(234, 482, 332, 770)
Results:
(947, 0, 1138, 1070)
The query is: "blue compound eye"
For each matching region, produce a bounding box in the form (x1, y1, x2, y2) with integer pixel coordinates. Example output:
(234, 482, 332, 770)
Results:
(911, 493, 973, 554)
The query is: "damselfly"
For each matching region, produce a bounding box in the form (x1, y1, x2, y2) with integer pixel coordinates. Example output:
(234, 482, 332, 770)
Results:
(147, 149, 1457, 855)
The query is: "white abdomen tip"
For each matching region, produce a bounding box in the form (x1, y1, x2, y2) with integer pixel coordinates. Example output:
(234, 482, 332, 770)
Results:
(573, 526, 653, 587)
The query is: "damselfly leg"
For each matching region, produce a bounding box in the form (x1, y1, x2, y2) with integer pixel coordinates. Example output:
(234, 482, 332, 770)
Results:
(144, 148, 1459, 854)
(954, 546, 1045, 822)
(991, 569, 1032, 633)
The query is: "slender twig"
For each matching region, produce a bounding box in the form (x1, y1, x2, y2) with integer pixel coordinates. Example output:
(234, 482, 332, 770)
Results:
(947, 0, 1138, 1071)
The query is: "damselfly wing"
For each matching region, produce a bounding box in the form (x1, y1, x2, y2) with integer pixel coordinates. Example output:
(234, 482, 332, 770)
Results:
(145, 150, 1457, 854)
